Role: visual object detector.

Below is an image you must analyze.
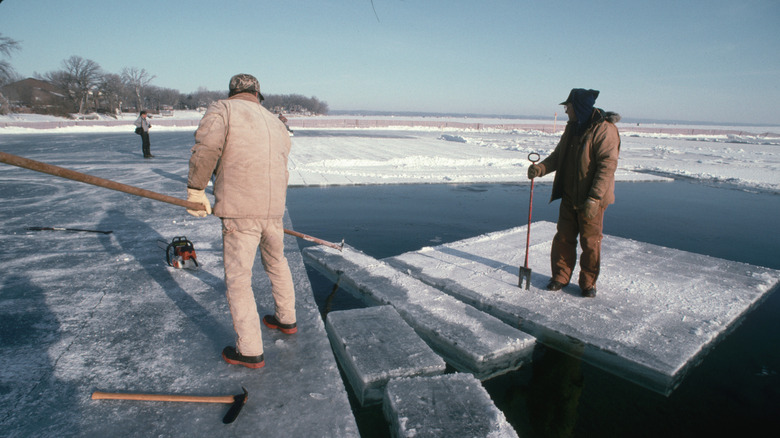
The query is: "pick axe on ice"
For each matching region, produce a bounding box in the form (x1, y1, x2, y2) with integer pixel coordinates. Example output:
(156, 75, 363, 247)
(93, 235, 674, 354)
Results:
(91, 387, 248, 424)
(0, 151, 344, 251)
(519, 152, 540, 290)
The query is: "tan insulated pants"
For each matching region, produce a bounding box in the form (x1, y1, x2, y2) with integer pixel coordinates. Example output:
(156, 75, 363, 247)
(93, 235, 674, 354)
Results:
(222, 217, 296, 356)
(550, 198, 606, 290)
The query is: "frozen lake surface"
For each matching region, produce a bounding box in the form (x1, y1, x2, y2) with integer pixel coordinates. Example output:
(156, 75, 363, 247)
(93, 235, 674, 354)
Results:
(2, 119, 779, 436)
(0, 132, 359, 436)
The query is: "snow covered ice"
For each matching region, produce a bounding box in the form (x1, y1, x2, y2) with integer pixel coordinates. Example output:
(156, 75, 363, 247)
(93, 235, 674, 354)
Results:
(304, 243, 536, 380)
(283, 115, 780, 191)
(0, 123, 359, 436)
(385, 221, 780, 395)
(4, 111, 778, 191)
(1, 112, 779, 435)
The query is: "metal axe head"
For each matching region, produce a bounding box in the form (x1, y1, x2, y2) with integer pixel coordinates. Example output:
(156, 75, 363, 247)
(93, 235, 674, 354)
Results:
(222, 387, 249, 424)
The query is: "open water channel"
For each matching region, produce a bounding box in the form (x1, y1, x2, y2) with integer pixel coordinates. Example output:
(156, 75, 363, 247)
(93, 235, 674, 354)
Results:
(287, 180, 780, 438)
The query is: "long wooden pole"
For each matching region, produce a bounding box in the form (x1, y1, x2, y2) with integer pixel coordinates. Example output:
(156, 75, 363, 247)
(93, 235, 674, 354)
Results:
(0, 151, 343, 251)
(0, 150, 202, 210)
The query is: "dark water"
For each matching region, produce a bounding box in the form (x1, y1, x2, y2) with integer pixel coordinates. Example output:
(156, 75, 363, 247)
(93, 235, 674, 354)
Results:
(287, 180, 780, 438)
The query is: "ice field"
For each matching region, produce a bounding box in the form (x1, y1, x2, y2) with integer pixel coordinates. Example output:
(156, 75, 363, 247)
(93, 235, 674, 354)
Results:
(1, 113, 779, 436)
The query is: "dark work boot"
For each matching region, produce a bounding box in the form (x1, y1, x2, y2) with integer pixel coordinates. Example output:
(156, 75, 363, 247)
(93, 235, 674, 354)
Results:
(263, 315, 298, 334)
(581, 286, 597, 298)
(222, 346, 264, 369)
(546, 280, 568, 291)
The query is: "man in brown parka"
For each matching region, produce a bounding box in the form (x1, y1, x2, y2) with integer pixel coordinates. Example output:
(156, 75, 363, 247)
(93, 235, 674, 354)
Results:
(527, 89, 620, 298)
(186, 73, 296, 368)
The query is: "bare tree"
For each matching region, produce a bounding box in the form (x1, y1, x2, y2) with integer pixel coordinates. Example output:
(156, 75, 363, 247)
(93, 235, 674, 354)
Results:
(262, 93, 329, 115)
(97, 73, 125, 116)
(0, 34, 21, 84)
(45, 56, 103, 114)
(0, 33, 22, 115)
(181, 87, 226, 110)
(121, 67, 155, 111)
(144, 85, 181, 111)
(6, 45, 331, 117)
(39, 69, 71, 90)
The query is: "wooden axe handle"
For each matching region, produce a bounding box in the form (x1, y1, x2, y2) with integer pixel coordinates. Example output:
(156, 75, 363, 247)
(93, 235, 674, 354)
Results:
(91, 391, 235, 404)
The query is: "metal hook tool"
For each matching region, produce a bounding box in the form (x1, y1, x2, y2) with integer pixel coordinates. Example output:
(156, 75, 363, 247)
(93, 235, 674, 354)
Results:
(519, 152, 540, 289)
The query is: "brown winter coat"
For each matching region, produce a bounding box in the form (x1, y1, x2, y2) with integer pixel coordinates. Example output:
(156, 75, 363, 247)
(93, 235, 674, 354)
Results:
(188, 93, 291, 219)
(538, 109, 621, 208)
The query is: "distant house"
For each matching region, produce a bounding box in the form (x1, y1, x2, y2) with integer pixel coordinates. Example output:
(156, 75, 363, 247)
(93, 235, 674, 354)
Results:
(1, 78, 71, 114)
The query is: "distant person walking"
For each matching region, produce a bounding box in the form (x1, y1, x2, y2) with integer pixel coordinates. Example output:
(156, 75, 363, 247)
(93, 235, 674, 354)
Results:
(134, 110, 153, 158)
(186, 73, 296, 369)
(527, 89, 621, 298)
(278, 113, 294, 134)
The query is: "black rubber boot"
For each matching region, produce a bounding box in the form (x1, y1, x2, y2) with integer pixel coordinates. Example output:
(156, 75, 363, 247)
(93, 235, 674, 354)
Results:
(263, 315, 298, 334)
(222, 346, 264, 369)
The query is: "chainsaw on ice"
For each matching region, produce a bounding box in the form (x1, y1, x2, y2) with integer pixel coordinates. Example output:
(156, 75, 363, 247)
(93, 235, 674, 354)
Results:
(158, 236, 199, 270)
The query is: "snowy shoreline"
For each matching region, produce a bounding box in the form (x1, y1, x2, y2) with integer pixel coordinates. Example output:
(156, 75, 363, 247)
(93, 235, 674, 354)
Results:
(1, 110, 779, 136)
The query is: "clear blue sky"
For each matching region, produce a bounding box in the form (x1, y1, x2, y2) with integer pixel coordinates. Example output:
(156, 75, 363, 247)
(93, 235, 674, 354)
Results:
(1, 0, 778, 124)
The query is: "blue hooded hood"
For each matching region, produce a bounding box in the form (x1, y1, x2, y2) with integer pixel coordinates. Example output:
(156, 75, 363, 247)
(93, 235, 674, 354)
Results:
(561, 88, 600, 134)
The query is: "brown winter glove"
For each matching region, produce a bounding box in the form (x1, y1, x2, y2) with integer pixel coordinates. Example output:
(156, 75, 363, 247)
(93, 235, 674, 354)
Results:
(527, 164, 543, 179)
(582, 198, 600, 220)
(186, 188, 212, 217)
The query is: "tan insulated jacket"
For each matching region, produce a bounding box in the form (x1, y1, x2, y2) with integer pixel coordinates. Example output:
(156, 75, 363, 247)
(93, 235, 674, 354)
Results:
(538, 109, 621, 208)
(188, 93, 291, 219)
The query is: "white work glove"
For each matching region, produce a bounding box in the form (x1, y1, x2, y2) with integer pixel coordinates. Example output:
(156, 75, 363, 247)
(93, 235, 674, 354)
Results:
(186, 188, 212, 217)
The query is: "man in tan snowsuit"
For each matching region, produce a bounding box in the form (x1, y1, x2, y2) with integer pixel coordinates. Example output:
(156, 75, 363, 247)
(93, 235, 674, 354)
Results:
(528, 89, 621, 298)
(186, 74, 296, 368)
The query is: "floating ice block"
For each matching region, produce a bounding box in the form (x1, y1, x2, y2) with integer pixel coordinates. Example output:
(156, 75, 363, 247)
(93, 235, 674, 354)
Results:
(326, 305, 446, 406)
(383, 373, 518, 438)
(303, 245, 536, 380)
(385, 221, 780, 395)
